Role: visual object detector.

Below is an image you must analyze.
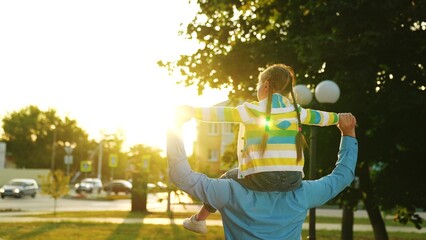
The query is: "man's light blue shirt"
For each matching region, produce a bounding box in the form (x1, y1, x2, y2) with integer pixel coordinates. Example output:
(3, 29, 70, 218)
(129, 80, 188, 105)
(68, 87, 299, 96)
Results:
(167, 129, 358, 240)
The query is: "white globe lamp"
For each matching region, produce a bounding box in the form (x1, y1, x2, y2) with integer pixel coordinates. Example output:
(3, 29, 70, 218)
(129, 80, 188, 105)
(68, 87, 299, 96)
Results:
(293, 84, 313, 106)
(315, 80, 340, 104)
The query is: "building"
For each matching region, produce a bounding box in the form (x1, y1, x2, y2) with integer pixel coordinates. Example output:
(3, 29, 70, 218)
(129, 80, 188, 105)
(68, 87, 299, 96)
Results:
(192, 101, 239, 177)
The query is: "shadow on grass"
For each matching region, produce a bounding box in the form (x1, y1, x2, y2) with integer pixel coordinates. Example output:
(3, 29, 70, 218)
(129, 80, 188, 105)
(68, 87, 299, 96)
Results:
(14, 222, 61, 239)
(106, 211, 144, 240)
(104, 211, 209, 240)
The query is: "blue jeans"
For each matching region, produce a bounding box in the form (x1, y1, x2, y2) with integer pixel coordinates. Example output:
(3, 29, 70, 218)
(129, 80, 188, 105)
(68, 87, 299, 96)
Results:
(204, 168, 302, 213)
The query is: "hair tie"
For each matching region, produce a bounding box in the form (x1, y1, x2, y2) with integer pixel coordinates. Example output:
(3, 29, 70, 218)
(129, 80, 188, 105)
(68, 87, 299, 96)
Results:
(298, 127, 302, 132)
(265, 116, 271, 132)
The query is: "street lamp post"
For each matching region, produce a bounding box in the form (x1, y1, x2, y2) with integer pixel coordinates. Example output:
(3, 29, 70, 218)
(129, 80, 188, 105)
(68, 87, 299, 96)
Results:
(97, 141, 103, 180)
(309, 121, 318, 239)
(50, 125, 57, 172)
(294, 80, 340, 240)
(64, 142, 76, 176)
(96, 134, 114, 180)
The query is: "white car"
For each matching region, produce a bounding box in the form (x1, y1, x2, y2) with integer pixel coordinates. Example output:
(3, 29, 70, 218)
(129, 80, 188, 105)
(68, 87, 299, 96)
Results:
(74, 178, 103, 194)
(0, 178, 39, 199)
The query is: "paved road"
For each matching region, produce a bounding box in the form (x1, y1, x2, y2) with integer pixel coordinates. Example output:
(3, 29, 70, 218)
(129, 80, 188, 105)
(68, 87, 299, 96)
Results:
(0, 191, 193, 212)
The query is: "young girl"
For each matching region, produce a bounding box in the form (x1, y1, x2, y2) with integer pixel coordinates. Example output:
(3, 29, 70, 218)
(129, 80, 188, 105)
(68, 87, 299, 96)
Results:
(179, 64, 339, 233)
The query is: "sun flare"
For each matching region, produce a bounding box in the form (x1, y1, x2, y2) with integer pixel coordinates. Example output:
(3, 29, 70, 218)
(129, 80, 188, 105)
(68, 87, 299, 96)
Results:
(0, 0, 229, 153)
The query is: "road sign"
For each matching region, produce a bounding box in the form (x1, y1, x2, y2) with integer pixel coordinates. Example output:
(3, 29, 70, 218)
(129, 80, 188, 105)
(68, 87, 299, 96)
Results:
(80, 160, 92, 172)
(109, 154, 118, 168)
(64, 155, 73, 165)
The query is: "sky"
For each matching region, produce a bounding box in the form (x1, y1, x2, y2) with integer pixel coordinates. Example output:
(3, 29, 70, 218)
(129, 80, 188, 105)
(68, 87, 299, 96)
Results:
(0, 0, 229, 153)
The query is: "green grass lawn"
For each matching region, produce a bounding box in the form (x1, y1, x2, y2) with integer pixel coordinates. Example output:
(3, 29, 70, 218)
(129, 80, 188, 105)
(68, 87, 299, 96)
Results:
(18, 210, 416, 228)
(0, 222, 424, 240)
(0, 211, 424, 240)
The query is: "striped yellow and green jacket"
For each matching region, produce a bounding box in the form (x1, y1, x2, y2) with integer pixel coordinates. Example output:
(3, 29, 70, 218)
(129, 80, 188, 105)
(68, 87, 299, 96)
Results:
(193, 93, 339, 178)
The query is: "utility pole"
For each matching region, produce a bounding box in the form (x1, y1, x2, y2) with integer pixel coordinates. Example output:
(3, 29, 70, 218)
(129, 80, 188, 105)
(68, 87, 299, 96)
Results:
(50, 125, 57, 171)
(97, 141, 103, 180)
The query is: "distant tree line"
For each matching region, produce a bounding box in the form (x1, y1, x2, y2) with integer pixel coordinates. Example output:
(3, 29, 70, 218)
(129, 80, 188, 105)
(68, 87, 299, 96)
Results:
(0, 105, 167, 185)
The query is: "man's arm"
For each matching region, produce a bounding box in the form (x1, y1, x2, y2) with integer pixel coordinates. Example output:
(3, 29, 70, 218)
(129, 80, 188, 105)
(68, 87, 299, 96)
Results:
(166, 125, 231, 210)
(303, 113, 358, 208)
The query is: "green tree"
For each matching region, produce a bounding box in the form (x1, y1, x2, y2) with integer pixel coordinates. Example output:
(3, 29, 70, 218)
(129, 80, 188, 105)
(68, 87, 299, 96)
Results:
(127, 144, 166, 212)
(39, 170, 70, 215)
(1, 105, 96, 172)
(160, 0, 426, 239)
(56, 116, 98, 176)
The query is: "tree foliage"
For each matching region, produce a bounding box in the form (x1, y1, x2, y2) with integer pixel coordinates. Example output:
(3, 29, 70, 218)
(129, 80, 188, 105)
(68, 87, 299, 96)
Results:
(127, 144, 167, 183)
(161, 0, 426, 233)
(1, 105, 95, 170)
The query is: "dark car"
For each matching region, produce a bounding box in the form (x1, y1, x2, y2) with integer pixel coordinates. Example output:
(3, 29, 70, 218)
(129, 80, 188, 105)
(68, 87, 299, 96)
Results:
(74, 178, 103, 194)
(103, 180, 132, 195)
(0, 178, 39, 199)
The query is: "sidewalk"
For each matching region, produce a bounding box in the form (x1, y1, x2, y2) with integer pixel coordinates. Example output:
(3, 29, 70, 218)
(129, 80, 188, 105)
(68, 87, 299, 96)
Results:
(1, 210, 425, 234)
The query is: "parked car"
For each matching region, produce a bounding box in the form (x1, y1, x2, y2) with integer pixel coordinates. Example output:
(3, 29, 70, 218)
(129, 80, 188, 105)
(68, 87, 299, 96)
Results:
(147, 181, 168, 190)
(74, 178, 102, 194)
(128, 179, 167, 191)
(0, 178, 39, 199)
(103, 180, 132, 195)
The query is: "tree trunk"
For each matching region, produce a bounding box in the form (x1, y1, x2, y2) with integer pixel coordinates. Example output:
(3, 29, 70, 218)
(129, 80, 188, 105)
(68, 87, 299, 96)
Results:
(131, 172, 148, 212)
(54, 198, 57, 216)
(166, 189, 171, 213)
(341, 206, 354, 240)
(359, 163, 389, 240)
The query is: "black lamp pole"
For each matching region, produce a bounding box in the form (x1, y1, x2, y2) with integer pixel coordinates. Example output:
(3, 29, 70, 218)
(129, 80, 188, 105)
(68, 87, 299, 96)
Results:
(309, 125, 318, 240)
(294, 80, 340, 240)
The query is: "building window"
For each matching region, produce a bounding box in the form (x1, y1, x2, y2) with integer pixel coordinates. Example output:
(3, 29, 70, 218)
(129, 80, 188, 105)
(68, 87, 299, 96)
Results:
(208, 123, 219, 135)
(208, 149, 219, 162)
(222, 123, 233, 134)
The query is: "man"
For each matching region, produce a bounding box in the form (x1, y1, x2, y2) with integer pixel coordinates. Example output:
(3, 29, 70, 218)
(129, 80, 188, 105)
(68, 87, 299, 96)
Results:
(167, 113, 357, 240)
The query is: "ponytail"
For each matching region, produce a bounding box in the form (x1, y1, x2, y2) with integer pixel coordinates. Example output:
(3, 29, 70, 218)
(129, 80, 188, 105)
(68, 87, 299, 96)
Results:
(290, 89, 308, 162)
(284, 64, 307, 162)
(260, 80, 273, 156)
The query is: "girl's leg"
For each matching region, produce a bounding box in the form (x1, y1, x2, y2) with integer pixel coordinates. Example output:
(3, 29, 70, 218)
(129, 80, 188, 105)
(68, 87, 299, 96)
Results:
(183, 169, 234, 233)
(195, 169, 233, 220)
(195, 205, 211, 221)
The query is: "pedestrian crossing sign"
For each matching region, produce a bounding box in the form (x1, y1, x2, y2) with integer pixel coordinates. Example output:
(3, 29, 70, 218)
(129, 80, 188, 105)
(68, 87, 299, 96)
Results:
(109, 154, 118, 168)
(80, 160, 92, 172)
